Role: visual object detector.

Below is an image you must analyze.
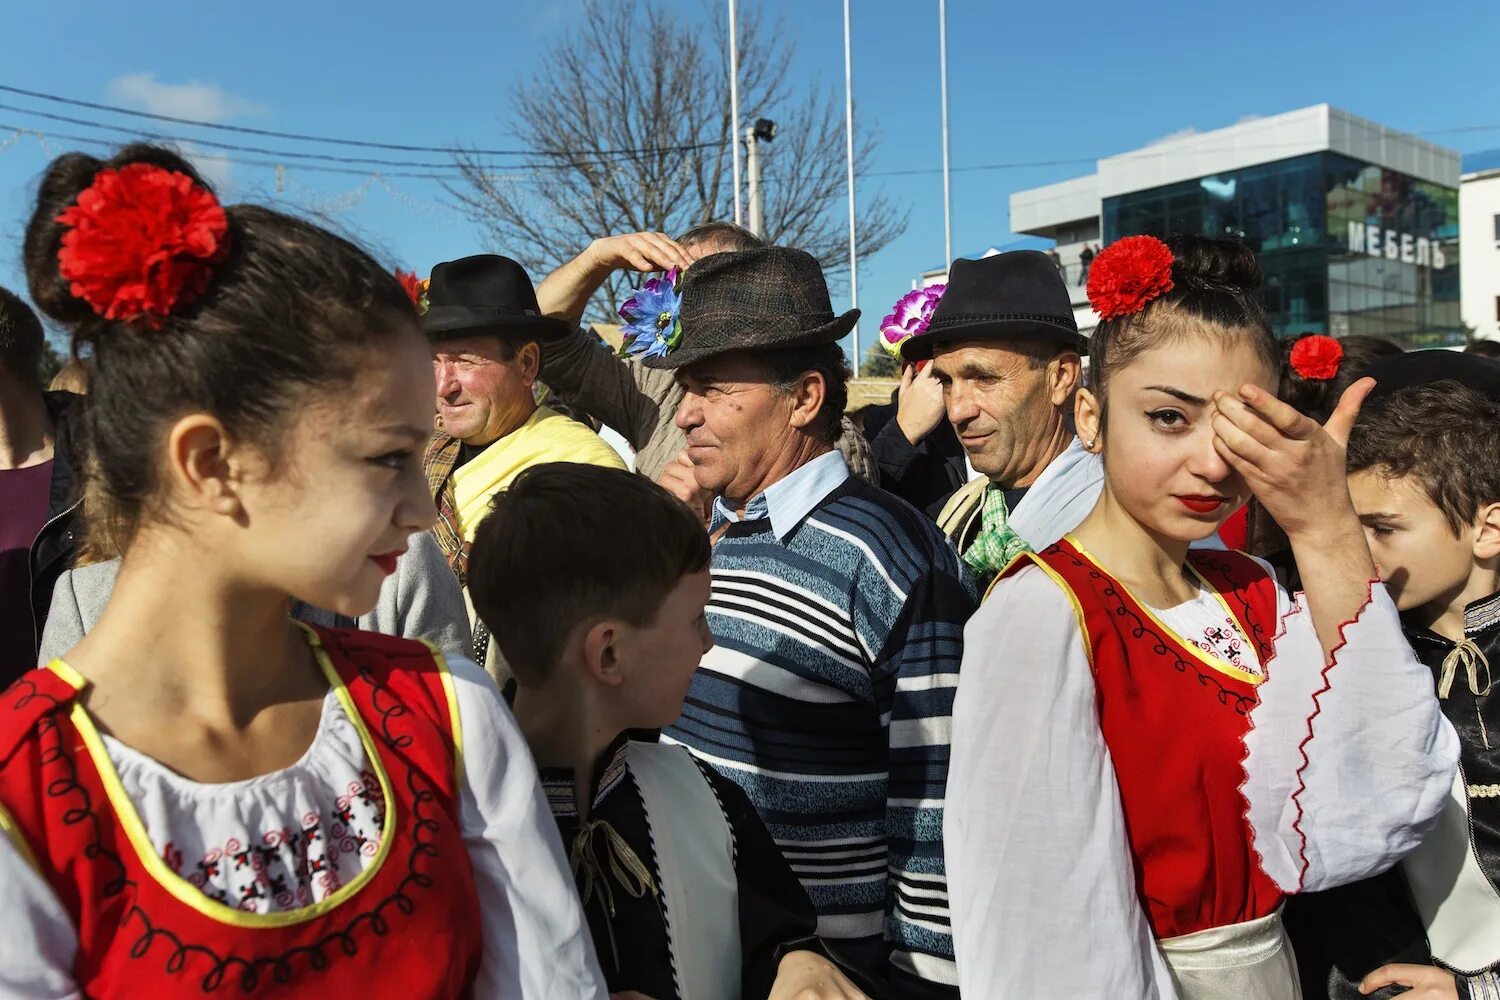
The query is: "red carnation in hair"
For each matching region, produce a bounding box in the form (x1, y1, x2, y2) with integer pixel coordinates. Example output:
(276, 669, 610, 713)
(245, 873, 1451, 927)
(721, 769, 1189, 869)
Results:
(1086, 235, 1175, 321)
(1288, 334, 1343, 381)
(55, 163, 228, 328)
(395, 269, 424, 306)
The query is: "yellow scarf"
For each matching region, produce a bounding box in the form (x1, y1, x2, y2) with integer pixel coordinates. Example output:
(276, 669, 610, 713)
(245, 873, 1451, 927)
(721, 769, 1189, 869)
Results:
(452, 405, 627, 540)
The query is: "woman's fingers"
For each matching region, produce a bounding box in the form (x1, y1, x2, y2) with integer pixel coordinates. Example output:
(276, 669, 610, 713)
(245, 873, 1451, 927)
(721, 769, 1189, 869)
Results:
(1212, 392, 1284, 450)
(1211, 411, 1276, 472)
(1236, 383, 1319, 440)
(1325, 376, 1377, 448)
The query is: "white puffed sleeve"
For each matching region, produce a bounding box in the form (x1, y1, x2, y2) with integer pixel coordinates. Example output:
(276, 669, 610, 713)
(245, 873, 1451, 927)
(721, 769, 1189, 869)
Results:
(0, 817, 80, 999)
(1240, 580, 1459, 893)
(945, 565, 1176, 999)
(446, 655, 608, 999)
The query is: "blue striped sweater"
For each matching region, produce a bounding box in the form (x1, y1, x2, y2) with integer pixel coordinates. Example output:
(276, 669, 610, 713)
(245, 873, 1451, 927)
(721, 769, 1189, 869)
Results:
(663, 452, 976, 993)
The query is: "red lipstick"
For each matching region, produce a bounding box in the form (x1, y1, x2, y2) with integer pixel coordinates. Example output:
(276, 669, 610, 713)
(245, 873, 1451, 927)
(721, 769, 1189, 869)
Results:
(1176, 496, 1226, 514)
(371, 551, 403, 575)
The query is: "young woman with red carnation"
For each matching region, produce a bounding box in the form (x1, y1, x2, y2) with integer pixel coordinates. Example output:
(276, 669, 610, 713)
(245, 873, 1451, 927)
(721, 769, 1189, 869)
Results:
(0, 144, 607, 999)
(945, 234, 1458, 998)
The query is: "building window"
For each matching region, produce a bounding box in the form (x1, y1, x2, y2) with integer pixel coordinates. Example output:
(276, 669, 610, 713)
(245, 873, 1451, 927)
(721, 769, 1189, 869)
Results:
(1495, 296, 1500, 323)
(1494, 214, 1500, 244)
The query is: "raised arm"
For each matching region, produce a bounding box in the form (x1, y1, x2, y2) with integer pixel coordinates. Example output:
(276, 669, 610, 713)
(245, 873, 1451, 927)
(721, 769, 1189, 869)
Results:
(534, 232, 693, 327)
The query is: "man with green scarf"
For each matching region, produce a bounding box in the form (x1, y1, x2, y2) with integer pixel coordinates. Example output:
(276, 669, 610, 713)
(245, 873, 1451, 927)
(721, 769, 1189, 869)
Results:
(900, 251, 1097, 586)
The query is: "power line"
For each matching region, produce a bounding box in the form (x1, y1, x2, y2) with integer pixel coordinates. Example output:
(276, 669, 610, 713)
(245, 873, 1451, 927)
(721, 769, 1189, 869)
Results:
(0, 82, 729, 159)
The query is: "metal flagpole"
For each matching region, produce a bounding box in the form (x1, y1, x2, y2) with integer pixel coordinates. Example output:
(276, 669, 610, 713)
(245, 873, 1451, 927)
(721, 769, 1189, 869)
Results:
(728, 0, 743, 226)
(939, 0, 952, 269)
(843, 0, 859, 365)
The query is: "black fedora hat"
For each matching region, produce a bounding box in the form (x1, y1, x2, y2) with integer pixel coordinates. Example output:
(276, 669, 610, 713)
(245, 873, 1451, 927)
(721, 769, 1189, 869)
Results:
(901, 251, 1083, 362)
(641, 246, 859, 370)
(422, 254, 569, 341)
(1364, 349, 1500, 404)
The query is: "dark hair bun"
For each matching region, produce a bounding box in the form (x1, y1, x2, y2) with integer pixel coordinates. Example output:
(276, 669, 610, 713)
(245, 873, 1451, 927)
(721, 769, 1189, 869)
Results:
(22, 143, 212, 335)
(1167, 234, 1262, 297)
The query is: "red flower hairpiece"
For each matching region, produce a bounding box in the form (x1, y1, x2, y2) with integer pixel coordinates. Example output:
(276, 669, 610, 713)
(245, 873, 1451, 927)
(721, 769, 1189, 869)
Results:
(395, 269, 429, 314)
(1086, 235, 1175, 321)
(1288, 334, 1343, 381)
(55, 163, 229, 328)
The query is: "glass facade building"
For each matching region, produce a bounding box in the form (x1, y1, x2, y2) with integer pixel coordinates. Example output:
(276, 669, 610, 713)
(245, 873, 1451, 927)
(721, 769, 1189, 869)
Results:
(1101, 153, 1462, 348)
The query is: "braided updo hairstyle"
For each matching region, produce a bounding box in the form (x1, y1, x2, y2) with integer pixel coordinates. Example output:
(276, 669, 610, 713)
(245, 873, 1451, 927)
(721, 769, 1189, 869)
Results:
(23, 143, 420, 543)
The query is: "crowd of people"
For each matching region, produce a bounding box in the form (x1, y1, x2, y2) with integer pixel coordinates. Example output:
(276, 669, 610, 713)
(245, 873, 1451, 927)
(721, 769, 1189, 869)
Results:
(0, 141, 1498, 999)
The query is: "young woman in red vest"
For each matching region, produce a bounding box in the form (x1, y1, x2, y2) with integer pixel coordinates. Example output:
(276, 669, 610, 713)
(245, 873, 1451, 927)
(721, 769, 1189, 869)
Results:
(0, 145, 606, 999)
(945, 234, 1459, 999)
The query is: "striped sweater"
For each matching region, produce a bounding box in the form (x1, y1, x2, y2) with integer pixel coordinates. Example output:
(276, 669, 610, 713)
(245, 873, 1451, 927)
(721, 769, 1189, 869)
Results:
(663, 452, 976, 994)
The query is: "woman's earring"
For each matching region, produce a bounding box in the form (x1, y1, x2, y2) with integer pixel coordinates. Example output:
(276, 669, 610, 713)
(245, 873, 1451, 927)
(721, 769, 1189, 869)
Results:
(1086, 438, 1098, 451)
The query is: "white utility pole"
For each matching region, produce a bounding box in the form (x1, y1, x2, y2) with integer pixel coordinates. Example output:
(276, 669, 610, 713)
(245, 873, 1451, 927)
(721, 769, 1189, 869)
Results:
(745, 126, 764, 235)
(728, 0, 743, 226)
(843, 0, 860, 365)
(939, 0, 952, 268)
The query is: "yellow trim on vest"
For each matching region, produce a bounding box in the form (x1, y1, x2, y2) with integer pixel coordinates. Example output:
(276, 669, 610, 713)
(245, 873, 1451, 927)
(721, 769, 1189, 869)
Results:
(1064, 534, 1264, 687)
(57, 629, 398, 928)
(984, 551, 1096, 670)
(420, 639, 466, 793)
(44, 657, 87, 691)
(0, 801, 41, 874)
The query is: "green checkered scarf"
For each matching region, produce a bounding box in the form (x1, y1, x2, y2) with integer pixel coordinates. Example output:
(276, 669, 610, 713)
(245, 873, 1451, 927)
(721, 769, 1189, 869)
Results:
(962, 485, 1033, 582)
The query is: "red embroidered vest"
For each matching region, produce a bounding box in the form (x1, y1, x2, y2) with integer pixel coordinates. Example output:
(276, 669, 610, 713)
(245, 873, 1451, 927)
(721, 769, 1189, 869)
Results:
(0, 627, 482, 998)
(998, 537, 1282, 941)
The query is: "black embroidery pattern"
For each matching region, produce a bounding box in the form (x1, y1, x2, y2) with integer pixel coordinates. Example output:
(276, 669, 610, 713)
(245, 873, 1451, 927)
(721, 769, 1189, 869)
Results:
(23, 640, 456, 994)
(1059, 550, 1257, 715)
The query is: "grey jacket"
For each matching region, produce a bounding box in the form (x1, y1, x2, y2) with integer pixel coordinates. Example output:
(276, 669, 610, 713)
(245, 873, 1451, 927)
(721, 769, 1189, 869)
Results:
(37, 530, 472, 663)
(540, 326, 877, 484)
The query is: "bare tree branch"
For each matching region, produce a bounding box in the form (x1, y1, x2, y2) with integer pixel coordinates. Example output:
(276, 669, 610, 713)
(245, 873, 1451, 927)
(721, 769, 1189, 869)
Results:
(445, 0, 908, 322)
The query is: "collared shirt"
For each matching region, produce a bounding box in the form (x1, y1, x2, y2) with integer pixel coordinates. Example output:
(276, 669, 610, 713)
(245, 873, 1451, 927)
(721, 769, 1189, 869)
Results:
(708, 449, 851, 540)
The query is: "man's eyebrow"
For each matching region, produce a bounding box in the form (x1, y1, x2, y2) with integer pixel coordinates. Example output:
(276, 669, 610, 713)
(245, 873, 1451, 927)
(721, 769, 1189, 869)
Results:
(1144, 385, 1209, 406)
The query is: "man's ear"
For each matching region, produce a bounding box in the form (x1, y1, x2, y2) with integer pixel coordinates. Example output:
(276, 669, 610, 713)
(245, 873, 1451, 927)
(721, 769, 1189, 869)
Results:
(786, 370, 828, 432)
(1472, 500, 1500, 562)
(1074, 387, 1103, 453)
(164, 413, 245, 518)
(1048, 352, 1083, 408)
(580, 619, 625, 688)
(518, 341, 542, 388)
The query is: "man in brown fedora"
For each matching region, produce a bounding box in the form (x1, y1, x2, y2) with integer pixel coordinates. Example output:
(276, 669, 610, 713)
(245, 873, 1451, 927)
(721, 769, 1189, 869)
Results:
(645, 246, 975, 998)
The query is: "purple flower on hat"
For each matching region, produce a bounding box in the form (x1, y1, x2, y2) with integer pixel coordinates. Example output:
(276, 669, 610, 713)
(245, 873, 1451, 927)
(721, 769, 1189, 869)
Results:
(618, 268, 684, 360)
(879, 283, 945, 356)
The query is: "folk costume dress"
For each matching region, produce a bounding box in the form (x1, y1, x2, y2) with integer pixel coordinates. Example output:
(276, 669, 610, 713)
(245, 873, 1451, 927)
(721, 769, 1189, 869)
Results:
(0, 626, 607, 999)
(535, 732, 828, 1000)
(945, 535, 1459, 999)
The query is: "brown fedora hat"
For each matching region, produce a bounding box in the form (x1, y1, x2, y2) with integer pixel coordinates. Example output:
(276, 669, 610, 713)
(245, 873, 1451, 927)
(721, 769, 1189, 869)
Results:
(641, 246, 858, 370)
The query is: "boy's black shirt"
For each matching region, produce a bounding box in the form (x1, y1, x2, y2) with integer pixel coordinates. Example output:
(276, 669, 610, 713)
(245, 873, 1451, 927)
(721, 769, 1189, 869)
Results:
(1285, 590, 1500, 999)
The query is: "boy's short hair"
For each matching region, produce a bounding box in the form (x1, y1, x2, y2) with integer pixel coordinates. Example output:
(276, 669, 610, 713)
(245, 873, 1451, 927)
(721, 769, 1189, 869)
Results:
(467, 463, 711, 685)
(1347, 380, 1500, 533)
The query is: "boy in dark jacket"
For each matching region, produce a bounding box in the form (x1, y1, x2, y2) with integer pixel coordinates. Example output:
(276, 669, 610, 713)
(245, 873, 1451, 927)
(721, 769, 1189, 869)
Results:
(466, 462, 870, 1000)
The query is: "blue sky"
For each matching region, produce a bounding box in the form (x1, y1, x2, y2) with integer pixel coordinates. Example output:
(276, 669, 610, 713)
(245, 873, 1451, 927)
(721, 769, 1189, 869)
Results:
(2, 0, 1497, 360)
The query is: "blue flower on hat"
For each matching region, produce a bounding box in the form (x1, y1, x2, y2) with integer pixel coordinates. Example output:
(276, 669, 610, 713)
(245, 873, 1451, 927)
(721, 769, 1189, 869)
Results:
(618, 268, 683, 360)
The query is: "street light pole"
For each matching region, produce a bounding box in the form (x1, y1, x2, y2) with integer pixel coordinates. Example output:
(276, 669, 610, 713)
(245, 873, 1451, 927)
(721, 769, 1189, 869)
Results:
(939, 0, 952, 269)
(843, 0, 860, 367)
(728, 0, 743, 226)
(745, 125, 763, 236)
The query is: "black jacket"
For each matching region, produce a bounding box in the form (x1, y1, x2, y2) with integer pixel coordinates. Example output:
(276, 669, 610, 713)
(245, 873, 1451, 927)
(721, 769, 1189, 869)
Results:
(17, 391, 84, 679)
(863, 401, 967, 520)
(1285, 591, 1500, 999)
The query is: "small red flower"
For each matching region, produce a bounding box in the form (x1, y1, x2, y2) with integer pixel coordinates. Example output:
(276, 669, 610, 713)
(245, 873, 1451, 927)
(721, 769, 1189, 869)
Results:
(1086, 235, 1176, 321)
(395, 269, 424, 307)
(1288, 334, 1343, 381)
(55, 163, 229, 328)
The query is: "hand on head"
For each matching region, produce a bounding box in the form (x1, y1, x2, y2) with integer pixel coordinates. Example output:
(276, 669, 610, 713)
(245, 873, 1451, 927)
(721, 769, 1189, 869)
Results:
(1209, 376, 1376, 540)
(895, 361, 946, 445)
(587, 232, 698, 275)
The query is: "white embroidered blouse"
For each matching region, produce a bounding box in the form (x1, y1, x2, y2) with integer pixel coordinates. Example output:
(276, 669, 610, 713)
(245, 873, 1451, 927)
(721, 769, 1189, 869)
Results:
(0, 654, 608, 1000)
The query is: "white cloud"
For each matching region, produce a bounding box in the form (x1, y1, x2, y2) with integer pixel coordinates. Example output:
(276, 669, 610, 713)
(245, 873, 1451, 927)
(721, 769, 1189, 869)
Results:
(105, 73, 265, 123)
(104, 74, 265, 188)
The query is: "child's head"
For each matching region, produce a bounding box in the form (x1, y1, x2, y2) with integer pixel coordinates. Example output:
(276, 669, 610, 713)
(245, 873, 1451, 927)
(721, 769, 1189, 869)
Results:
(23, 144, 434, 616)
(1346, 382, 1500, 617)
(1076, 235, 1280, 543)
(0, 284, 46, 389)
(468, 463, 713, 729)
